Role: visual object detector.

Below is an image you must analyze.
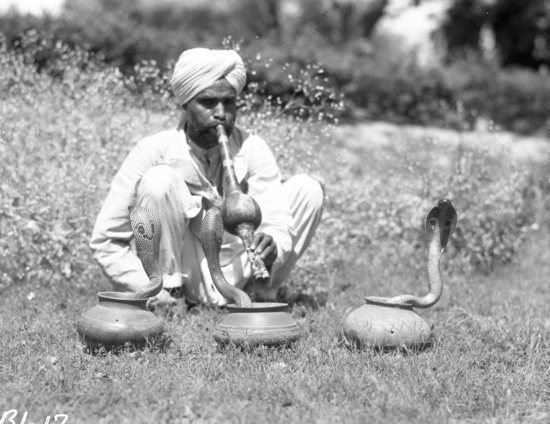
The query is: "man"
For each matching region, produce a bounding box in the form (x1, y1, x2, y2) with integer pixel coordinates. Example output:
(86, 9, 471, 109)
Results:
(90, 48, 324, 309)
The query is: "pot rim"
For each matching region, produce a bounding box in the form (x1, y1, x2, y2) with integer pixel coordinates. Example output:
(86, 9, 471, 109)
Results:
(97, 291, 148, 307)
(226, 302, 289, 313)
(365, 297, 414, 310)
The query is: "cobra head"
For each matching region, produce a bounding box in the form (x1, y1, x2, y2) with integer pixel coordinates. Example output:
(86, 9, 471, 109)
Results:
(130, 207, 162, 259)
(425, 198, 457, 251)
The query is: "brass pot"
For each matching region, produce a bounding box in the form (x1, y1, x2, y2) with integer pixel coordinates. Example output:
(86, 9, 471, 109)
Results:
(343, 299, 432, 349)
(77, 291, 164, 348)
(214, 302, 301, 347)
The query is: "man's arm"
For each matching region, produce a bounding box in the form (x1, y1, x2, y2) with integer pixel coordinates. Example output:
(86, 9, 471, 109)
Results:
(241, 135, 295, 276)
(89, 138, 158, 292)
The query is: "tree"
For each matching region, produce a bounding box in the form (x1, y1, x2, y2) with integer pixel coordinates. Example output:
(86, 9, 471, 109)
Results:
(491, 0, 550, 69)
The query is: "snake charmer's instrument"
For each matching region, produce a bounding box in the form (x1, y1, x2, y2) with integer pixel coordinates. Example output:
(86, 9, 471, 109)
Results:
(216, 124, 270, 282)
(343, 199, 457, 349)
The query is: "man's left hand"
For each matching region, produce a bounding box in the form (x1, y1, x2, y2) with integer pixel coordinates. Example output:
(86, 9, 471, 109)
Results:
(250, 232, 277, 266)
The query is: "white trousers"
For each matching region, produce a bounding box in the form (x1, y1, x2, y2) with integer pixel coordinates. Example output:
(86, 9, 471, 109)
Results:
(136, 165, 323, 306)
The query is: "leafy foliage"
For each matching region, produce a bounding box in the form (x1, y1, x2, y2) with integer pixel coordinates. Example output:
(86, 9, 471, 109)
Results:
(443, 0, 550, 69)
(0, 36, 159, 291)
(0, 1, 549, 134)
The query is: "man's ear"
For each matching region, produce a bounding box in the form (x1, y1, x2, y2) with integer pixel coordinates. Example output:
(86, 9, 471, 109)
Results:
(177, 108, 187, 131)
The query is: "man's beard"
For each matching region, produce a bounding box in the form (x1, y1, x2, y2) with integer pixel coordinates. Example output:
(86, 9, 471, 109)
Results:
(200, 123, 233, 144)
(186, 118, 235, 149)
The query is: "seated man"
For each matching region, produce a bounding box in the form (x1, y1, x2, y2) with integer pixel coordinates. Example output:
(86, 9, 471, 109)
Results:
(90, 47, 324, 309)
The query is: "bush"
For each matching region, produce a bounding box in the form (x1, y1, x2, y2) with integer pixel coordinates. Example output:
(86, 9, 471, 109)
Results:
(442, 0, 550, 70)
(444, 59, 550, 134)
(312, 138, 539, 280)
(0, 38, 159, 291)
(241, 34, 550, 134)
(442, 0, 488, 54)
(1, 2, 549, 135)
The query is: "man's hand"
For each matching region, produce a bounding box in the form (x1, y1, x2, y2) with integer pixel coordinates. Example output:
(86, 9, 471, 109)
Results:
(250, 232, 277, 266)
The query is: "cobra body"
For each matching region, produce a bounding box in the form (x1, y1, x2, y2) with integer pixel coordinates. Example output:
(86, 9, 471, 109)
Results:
(130, 206, 163, 299)
(200, 207, 253, 307)
(367, 198, 457, 308)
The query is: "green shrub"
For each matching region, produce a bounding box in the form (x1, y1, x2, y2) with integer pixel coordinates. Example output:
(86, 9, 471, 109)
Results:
(1, 2, 549, 135)
(442, 0, 488, 54)
(244, 35, 550, 134)
(442, 0, 550, 69)
(305, 138, 540, 287)
(445, 59, 550, 134)
(0, 39, 157, 291)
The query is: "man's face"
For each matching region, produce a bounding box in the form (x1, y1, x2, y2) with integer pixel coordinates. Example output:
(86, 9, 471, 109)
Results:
(184, 79, 238, 149)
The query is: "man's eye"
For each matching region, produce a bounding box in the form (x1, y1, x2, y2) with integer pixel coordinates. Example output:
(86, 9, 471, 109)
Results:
(201, 99, 217, 108)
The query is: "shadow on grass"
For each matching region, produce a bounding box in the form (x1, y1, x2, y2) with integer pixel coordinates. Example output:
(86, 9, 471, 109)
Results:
(79, 332, 174, 356)
(340, 331, 435, 355)
(214, 338, 300, 354)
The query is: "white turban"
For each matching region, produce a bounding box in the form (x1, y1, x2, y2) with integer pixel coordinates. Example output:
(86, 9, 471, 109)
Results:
(170, 48, 247, 106)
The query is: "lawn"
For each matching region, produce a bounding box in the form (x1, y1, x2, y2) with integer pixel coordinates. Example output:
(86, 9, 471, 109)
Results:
(0, 45, 548, 423)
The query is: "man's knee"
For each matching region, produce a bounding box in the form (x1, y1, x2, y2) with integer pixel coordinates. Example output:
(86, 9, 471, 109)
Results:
(288, 173, 325, 212)
(137, 165, 177, 201)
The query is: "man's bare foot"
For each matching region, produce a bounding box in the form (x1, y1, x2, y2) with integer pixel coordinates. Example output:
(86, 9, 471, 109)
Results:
(276, 286, 324, 310)
(251, 280, 327, 310)
(147, 288, 177, 311)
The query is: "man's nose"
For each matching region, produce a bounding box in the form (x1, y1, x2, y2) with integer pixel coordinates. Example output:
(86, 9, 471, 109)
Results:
(213, 102, 225, 120)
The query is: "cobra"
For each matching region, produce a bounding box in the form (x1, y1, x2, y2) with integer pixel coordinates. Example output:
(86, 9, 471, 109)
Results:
(198, 124, 268, 308)
(366, 198, 457, 308)
(200, 207, 253, 307)
(129, 206, 163, 299)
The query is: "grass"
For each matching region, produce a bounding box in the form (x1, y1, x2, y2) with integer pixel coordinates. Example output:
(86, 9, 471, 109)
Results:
(0, 46, 548, 423)
(0, 229, 548, 423)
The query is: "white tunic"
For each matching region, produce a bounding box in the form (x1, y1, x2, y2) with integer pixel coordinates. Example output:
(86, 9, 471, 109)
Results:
(90, 127, 298, 305)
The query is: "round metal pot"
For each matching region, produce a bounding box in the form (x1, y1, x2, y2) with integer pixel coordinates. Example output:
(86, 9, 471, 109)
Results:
(214, 302, 301, 347)
(343, 299, 432, 349)
(77, 291, 164, 349)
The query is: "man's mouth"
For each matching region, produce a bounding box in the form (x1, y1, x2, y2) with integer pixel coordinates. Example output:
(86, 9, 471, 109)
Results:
(211, 124, 232, 136)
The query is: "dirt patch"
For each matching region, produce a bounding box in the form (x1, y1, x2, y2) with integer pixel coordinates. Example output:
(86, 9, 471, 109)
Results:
(333, 121, 547, 165)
